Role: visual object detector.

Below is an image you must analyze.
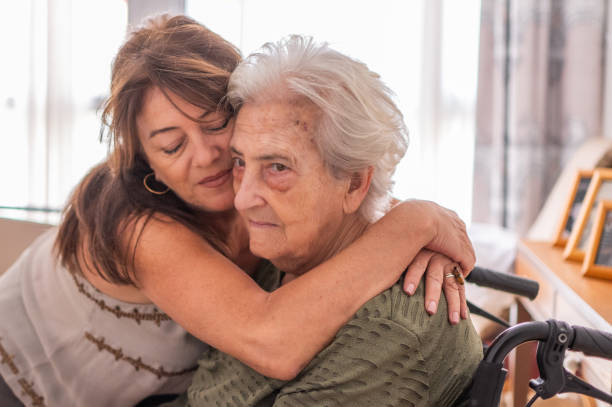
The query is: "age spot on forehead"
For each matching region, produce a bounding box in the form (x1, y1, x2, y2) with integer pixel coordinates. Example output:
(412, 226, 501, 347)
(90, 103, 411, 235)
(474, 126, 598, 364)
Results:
(294, 119, 309, 132)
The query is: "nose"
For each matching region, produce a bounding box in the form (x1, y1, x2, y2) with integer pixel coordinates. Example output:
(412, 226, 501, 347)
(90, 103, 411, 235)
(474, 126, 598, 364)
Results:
(233, 166, 266, 211)
(192, 134, 223, 168)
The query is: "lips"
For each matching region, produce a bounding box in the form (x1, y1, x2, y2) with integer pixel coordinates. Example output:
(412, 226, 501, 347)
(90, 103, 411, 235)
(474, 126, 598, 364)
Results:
(248, 219, 278, 228)
(198, 169, 232, 188)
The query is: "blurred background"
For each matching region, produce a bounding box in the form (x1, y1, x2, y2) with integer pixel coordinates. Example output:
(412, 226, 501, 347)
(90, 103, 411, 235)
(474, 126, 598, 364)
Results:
(2, 3, 612, 405)
(0, 0, 610, 237)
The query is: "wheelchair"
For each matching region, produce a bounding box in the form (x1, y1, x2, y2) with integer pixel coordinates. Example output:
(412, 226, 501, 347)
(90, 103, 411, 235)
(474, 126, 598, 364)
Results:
(464, 267, 612, 406)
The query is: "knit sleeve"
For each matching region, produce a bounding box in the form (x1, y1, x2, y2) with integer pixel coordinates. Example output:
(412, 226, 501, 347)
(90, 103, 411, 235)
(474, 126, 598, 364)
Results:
(178, 347, 283, 407)
(272, 316, 431, 407)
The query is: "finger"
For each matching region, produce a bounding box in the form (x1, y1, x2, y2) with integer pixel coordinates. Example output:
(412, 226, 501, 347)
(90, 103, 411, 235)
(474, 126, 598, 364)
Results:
(459, 228, 476, 273)
(442, 263, 462, 325)
(458, 246, 476, 275)
(424, 254, 446, 315)
(451, 264, 468, 319)
(454, 231, 476, 274)
(458, 282, 468, 319)
(449, 215, 474, 271)
(424, 204, 476, 273)
(437, 211, 475, 274)
(403, 249, 434, 295)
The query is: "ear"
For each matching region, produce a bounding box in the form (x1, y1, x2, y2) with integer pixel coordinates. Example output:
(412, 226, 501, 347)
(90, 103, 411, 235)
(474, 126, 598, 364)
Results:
(342, 166, 373, 214)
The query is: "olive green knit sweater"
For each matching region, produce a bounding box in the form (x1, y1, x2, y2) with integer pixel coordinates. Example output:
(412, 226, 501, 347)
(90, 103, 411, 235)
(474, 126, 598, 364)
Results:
(170, 262, 482, 407)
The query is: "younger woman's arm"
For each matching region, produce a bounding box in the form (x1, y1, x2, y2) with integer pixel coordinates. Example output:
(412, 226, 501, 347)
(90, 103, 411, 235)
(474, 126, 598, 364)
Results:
(134, 200, 474, 380)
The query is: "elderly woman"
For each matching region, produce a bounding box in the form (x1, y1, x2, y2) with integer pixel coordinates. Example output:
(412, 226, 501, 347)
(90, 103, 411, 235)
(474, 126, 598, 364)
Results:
(173, 36, 482, 407)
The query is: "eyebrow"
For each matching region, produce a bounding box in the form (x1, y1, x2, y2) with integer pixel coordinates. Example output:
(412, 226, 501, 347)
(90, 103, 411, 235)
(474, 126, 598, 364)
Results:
(149, 127, 178, 139)
(231, 146, 296, 165)
(149, 111, 214, 138)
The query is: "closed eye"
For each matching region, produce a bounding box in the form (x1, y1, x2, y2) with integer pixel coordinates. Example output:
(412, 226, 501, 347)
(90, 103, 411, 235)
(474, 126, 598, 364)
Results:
(163, 142, 183, 155)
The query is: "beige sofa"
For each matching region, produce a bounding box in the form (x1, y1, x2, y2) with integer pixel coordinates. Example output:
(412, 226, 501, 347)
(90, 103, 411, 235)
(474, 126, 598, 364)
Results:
(0, 218, 52, 275)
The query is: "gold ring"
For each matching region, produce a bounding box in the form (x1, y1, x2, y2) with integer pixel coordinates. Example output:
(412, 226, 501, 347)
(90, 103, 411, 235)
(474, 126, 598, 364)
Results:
(452, 265, 465, 285)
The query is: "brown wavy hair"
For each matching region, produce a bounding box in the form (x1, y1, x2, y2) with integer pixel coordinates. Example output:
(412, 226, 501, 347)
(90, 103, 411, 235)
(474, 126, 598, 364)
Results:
(55, 15, 242, 285)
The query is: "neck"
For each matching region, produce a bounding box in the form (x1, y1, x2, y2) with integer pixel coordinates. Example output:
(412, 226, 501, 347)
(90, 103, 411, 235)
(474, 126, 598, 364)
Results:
(198, 209, 259, 274)
(197, 208, 238, 236)
(280, 214, 370, 276)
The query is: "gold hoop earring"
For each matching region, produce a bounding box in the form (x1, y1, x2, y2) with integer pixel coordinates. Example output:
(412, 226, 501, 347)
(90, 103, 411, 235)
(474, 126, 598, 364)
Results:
(143, 172, 169, 195)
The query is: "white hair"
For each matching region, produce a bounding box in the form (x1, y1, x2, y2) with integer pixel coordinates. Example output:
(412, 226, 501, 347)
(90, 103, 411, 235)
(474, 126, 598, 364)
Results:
(227, 35, 408, 221)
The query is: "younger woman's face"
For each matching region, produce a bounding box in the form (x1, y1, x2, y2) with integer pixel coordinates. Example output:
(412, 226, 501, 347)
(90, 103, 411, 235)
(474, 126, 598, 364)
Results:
(136, 86, 236, 212)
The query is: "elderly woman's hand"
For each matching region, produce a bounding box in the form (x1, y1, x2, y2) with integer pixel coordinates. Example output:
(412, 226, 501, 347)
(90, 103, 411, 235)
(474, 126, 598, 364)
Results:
(403, 249, 467, 325)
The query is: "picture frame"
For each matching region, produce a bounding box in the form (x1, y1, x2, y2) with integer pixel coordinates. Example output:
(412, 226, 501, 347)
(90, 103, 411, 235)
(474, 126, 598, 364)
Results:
(553, 169, 593, 247)
(581, 200, 612, 280)
(564, 168, 612, 262)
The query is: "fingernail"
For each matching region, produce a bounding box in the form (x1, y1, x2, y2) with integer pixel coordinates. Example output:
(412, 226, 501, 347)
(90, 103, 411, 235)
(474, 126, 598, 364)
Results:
(406, 283, 415, 295)
(461, 309, 468, 319)
(451, 312, 459, 325)
(427, 301, 437, 314)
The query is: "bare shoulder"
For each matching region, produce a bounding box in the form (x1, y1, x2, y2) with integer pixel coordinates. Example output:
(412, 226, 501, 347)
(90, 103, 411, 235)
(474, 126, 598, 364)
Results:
(79, 213, 219, 304)
(76, 213, 158, 303)
(126, 212, 256, 306)
(127, 212, 223, 269)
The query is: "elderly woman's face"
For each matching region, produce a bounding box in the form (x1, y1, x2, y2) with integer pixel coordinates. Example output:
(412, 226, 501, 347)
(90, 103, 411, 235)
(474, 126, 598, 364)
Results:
(231, 100, 349, 272)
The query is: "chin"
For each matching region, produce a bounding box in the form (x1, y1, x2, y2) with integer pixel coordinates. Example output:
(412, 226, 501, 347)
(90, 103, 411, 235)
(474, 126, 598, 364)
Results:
(248, 244, 270, 259)
(248, 242, 279, 262)
(249, 243, 299, 272)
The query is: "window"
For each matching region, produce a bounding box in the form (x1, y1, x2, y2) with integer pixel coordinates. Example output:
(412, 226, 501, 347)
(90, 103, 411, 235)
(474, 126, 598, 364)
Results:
(1, 1, 480, 224)
(0, 0, 127, 219)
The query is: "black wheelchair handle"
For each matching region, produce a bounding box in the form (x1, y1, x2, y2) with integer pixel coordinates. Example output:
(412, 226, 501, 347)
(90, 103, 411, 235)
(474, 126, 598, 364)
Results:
(474, 320, 612, 407)
(466, 267, 539, 300)
(570, 324, 612, 359)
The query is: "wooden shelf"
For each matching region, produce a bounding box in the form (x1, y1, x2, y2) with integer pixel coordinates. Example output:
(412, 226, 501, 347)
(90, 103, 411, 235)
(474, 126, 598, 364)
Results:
(512, 239, 612, 407)
(517, 240, 612, 330)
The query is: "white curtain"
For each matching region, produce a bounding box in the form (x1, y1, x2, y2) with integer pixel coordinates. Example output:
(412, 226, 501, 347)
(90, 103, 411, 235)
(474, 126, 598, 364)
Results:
(0, 1, 46, 209)
(473, 0, 608, 235)
(0, 0, 480, 225)
(187, 0, 481, 223)
(0, 0, 126, 217)
(603, 0, 612, 140)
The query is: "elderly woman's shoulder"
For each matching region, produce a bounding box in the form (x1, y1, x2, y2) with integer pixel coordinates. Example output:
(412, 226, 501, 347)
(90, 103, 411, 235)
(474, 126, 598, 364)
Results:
(352, 279, 482, 350)
(346, 279, 482, 405)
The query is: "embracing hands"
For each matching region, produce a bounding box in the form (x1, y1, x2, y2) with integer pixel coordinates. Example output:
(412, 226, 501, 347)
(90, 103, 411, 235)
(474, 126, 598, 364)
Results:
(404, 249, 467, 324)
(389, 199, 475, 324)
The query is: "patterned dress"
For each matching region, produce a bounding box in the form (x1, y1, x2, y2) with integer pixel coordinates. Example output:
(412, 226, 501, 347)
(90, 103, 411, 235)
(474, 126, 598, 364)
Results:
(0, 228, 208, 407)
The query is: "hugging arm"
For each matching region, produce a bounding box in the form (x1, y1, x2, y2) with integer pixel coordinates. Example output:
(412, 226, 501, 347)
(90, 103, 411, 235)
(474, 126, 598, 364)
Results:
(134, 200, 474, 380)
